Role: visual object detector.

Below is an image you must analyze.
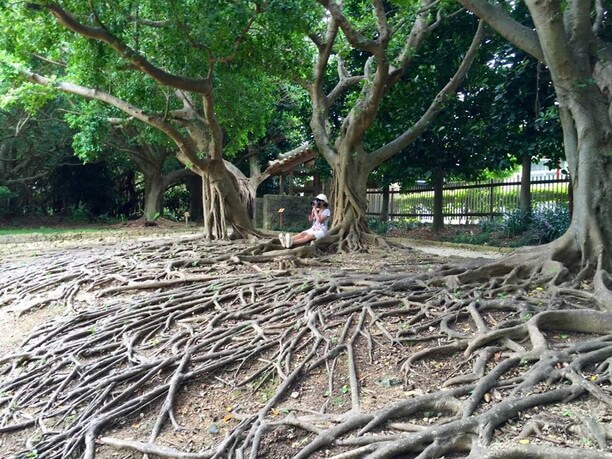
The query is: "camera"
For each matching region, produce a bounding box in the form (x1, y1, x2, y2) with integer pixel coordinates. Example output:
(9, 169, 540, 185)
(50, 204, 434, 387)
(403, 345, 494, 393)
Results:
(311, 199, 322, 208)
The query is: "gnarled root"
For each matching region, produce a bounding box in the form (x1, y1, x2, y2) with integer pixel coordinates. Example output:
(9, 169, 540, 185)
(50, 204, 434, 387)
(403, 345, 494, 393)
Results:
(0, 237, 610, 458)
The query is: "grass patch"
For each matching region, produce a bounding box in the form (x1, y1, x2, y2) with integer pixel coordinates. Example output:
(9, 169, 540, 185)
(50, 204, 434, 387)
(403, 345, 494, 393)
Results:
(0, 227, 111, 236)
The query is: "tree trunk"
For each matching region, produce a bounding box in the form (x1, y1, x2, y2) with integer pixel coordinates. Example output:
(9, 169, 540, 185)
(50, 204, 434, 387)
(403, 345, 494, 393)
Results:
(552, 108, 612, 301)
(380, 186, 390, 222)
(525, 1, 611, 309)
(199, 159, 259, 240)
(187, 174, 203, 222)
(519, 153, 532, 215)
(142, 171, 164, 223)
(452, 0, 612, 309)
(432, 167, 445, 233)
(118, 170, 138, 217)
(328, 147, 384, 251)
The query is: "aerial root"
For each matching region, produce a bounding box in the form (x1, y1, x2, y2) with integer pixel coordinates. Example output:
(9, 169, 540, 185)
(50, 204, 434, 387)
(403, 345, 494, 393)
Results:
(0, 238, 611, 458)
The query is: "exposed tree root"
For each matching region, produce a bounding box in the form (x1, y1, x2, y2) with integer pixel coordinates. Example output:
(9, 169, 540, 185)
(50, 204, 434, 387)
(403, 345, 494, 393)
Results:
(442, 236, 612, 312)
(0, 237, 610, 458)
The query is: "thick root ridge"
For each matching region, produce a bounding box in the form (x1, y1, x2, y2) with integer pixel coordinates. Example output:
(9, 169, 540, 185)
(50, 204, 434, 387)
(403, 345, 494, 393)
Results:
(0, 237, 610, 458)
(442, 241, 612, 312)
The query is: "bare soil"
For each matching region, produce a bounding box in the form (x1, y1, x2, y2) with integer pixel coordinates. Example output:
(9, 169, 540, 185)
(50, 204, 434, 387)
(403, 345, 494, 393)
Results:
(0, 228, 609, 458)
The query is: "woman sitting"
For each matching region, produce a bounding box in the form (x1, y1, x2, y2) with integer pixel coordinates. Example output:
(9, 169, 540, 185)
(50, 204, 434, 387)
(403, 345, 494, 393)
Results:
(280, 194, 331, 248)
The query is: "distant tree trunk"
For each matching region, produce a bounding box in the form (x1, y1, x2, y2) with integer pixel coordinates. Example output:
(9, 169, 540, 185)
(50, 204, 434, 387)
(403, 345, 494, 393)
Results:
(187, 174, 203, 221)
(519, 153, 532, 214)
(118, 170, 138, 217)
(197, 158, 258, 240)
(142, 171, 164, 222)
(432, 167, 445, 233)
(380, 186, 390, 222)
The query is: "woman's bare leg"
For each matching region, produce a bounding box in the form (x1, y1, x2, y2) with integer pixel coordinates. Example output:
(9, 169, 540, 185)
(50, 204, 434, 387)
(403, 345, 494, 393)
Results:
(290, 232, 315, 247)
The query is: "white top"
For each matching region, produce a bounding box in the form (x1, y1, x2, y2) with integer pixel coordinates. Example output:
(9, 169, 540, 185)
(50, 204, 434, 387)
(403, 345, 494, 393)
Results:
(312, 208, 331, 232)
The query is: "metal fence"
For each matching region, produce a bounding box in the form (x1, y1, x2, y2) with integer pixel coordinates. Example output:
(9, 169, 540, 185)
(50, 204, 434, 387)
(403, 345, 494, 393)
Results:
(366, 174, 571, 224)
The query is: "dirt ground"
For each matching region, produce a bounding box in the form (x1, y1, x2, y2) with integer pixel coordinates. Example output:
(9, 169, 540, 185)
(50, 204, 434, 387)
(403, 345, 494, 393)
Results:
(0, 227, 498, 361)
(0, 228, 609, 458)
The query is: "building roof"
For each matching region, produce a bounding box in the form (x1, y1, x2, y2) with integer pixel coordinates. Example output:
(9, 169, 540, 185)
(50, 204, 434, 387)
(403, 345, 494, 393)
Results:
(265, 143, 317, 176)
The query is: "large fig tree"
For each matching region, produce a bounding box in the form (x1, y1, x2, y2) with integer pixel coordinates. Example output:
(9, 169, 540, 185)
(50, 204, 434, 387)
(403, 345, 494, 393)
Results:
(307, 0, 484, 251)
(454, 0, 611, 310)
(1, 0, 307, 239)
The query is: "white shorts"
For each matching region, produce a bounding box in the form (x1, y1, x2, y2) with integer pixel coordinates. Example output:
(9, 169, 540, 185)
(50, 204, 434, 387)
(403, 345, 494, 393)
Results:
(305, 228, 327, 239)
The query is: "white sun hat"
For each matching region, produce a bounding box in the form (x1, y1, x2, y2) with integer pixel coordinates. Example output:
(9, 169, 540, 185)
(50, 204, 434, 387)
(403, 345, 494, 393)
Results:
(315, 194, 328, 203)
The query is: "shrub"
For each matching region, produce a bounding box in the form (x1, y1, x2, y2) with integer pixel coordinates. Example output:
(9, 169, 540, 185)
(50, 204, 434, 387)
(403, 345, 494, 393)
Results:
(368, 218, 389, 235)
(501, 209, 531, 236)
(450, 232, 492, 245)
(67, 202, 92, 223)
(527, 205, 570, 244)
(479, 218, 503, 235)
(0, 186, 15, 217)
(388, 218, 420, 233)
(0, 185, 13, 200)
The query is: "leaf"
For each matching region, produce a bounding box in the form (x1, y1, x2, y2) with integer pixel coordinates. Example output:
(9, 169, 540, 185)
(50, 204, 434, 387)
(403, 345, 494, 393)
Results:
(518, 439, 530, 444)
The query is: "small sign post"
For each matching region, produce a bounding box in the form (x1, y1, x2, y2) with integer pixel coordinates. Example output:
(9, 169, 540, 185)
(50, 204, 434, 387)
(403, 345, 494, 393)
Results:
(278, 208, 285, 228)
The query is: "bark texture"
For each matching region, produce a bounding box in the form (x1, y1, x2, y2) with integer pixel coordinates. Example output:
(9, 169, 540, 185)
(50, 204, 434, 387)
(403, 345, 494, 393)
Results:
(454, 0, 612, 310)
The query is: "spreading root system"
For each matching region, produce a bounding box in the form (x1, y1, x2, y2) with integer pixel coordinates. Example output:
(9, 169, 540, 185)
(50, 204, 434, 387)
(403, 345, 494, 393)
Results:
(0, 235, 610, 458)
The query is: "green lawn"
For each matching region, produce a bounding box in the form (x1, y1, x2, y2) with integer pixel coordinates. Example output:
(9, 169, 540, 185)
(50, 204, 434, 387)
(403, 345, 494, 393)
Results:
(0, 227, 110, 236)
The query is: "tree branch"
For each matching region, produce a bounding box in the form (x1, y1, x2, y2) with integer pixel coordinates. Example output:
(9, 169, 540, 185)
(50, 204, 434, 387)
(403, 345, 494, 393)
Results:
(27, 2, 212, 93)
(373, 0, 391, 44)
(454, 0, 544, 62)
(201, 92, 223, 161)
(327, 56, 366, 107)
(316, 0, 379, 54)
(162, 167, 198, 190)
(128, 16, 171, 28)
(565, 0, 596, 69)
(309, 17, 340, 164)
(368, 20, 485, 169)
(389, 0, 439, 85)
(19, 68, 204, 169)
(212, 5, 260, 65)
(593, 0, 605, 35)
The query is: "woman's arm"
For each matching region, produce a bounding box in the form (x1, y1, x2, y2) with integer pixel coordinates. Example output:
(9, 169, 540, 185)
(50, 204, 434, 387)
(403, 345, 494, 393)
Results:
(309, 207, 317, 222)
(312, 208, 329, 223)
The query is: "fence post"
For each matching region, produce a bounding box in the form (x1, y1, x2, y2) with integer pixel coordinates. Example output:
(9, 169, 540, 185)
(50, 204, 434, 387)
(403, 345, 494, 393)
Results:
(489, 179, 494, 219)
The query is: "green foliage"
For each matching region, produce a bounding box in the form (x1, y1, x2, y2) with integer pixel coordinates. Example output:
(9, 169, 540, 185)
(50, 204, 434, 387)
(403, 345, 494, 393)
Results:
(0, 185, 14, 200)
(163, 184, 190, 222)
(0, 185, 14, 217)
(501, 209, 531, 237)
(368, 217, 420, 236)
(64, 103, 109, 161)
(495, 205, 570, 245)
(527, 205, 570, 244)
(449, 230, 493, 246)
(1, 0, 315, 169)
(367, 218, 389, 236)
(66, 202, 91, 223)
